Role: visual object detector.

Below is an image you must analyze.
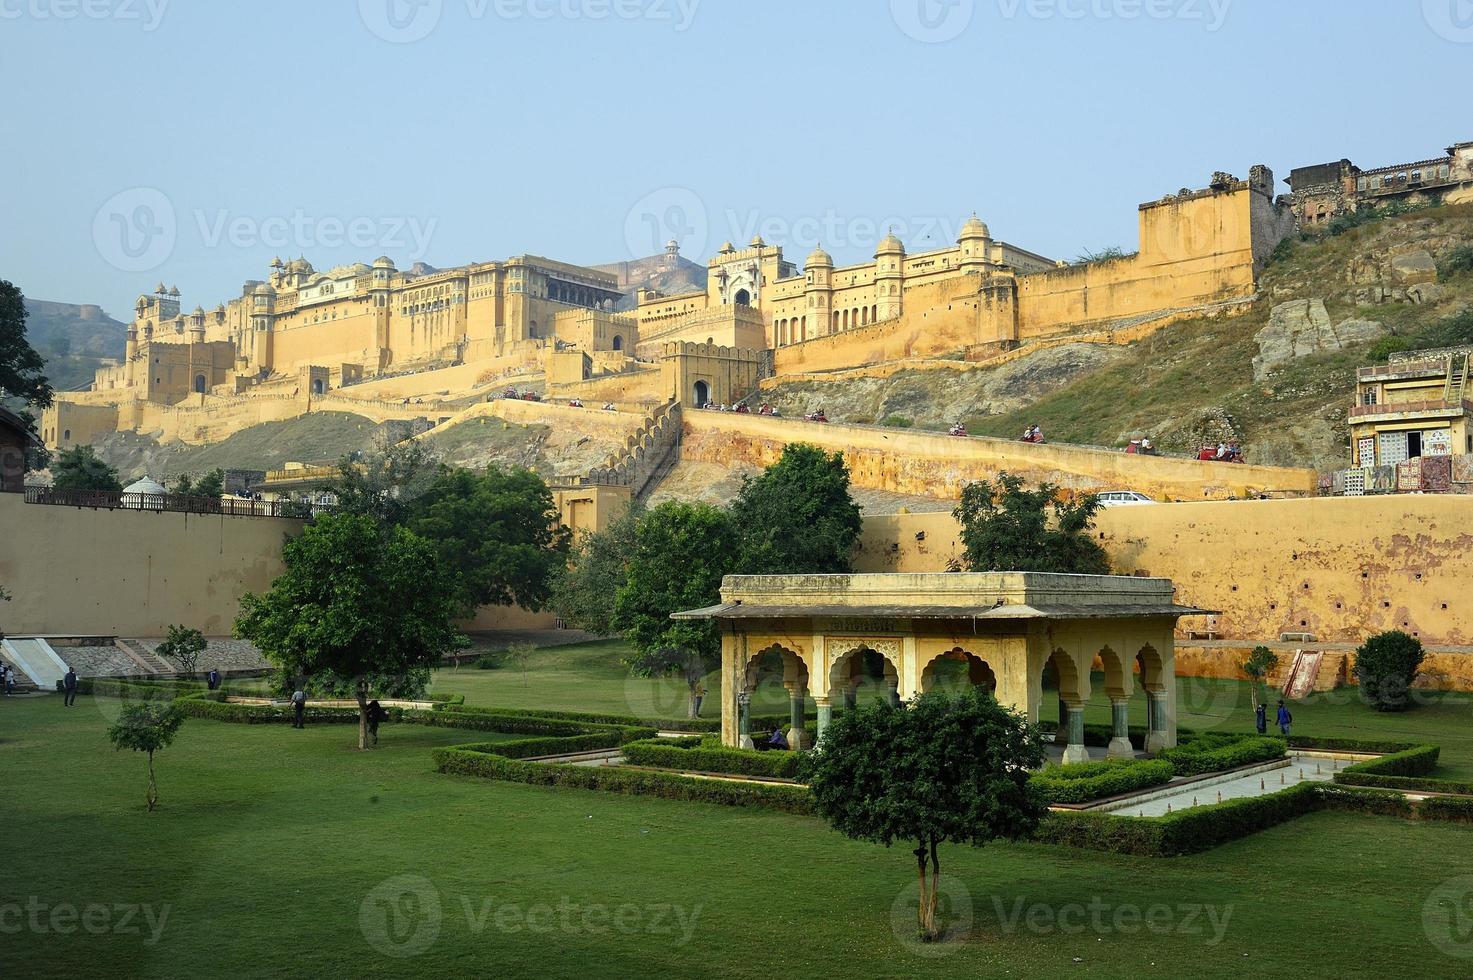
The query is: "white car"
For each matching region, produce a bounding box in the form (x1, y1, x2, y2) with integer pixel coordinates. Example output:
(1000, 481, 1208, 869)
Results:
(1095, 490, 1157, 507)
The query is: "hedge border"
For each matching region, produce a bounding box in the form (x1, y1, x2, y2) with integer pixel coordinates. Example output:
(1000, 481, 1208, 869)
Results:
(1031, 759, 1175, 805)
(620, 737, 802, 779)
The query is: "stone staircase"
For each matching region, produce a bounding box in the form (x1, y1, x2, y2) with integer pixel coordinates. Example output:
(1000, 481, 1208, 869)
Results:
(583, 401, 682, 501)
(116, 638, 174, 675)
(1275, 649, 1349, 699)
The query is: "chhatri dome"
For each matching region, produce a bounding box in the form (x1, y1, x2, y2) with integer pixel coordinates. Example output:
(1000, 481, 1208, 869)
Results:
(876, 230, 905, 255)
(805, 244, 833, 268)
(959, 213, 991, 240)
(123, 476, 167, 495)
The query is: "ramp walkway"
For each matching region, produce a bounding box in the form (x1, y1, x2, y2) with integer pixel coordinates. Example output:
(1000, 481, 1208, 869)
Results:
(1, 637, 69, 690)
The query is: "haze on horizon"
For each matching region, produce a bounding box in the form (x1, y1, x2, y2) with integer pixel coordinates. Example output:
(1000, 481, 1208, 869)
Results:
(3, 0, 1470, 317)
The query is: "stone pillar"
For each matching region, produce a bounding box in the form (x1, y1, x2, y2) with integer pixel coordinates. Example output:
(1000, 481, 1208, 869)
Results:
(1107, 697, 1133, 759)
(841, 686, 857, 712)
(886, 679, 900, 708)
(815, 696, 832, 746)
(737, 691, 753, 750)
(788, 686, 808, 751)
(1062, 703, 1090, 765)
(1145, 688, 1170, 754)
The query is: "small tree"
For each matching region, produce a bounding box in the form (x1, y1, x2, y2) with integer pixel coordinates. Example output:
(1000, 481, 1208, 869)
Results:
(801, 690, 1046, 942)
(500, 641, 536, 687)
(157, 625, 207, 676)
(613, 501, 737, 718)
(235, 513, 465, 749)
(1354, 630, 1425, 712)
(108, 702, 185, 811)
(50, 445, 123, 491)
(954, 473, 1110, 574)
(1242, 645, 1279, 712)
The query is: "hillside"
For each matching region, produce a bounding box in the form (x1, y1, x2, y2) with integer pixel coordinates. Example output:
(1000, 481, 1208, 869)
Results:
(24, 298, 127, 393)
(761, 203, 1473, 470)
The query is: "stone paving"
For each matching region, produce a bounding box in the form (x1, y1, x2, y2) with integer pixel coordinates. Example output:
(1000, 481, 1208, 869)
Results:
(1096, 752, 1346, 817)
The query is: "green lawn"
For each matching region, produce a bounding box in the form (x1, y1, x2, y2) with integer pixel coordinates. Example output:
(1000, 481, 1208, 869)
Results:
(4, 695, 1473, 978)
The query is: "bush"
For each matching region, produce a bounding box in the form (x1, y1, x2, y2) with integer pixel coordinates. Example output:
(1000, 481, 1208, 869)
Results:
(1367, 335, 1410, 362)
(1438, 244, 1473, 281)
(1030, 759, 1174, 804)
(473, 652, 505, 670)
(433, 745, 815, 814)
(1157, 734, 1286, 775)
(1417, 796, 1473, 823)
(879, 414, 914, 428)
(1353, 630, 1425, 711)
(620, 737, 802, 779)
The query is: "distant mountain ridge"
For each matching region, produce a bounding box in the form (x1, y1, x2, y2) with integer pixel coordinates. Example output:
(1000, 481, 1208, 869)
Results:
(24, 298, 128, 393)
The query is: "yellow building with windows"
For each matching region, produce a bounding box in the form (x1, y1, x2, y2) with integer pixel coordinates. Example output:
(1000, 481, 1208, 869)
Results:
(1349, 346, 1473, 467)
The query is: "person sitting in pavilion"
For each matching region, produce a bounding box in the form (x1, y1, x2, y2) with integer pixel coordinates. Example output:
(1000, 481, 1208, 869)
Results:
(767, 725, 789, 750)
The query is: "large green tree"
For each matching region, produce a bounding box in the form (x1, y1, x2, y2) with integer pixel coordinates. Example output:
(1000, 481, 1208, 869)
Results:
(324, 440, 440, 526)
(0, 280, 52, 419)
(235, 513, 465, 749)
(550, 505, 642, 636)
(172, 469, 225, 499)
(1353, 630, 1426, 712)
(612, 501, 738, 717)
(730, 442, 862, 575)
(953, 473, 1111, 574)
(406, 466, 570, 615)
(50, 445, 123, 491)
(801, 690, 1047, 942)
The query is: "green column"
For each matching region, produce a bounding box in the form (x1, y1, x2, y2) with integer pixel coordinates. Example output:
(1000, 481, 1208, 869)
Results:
(1107, 698, 1133, 759)
(789, 689, 807, 751)
(737, 691, 752, 750)
(1062, 704, 1089, 765)
(886, 680, 900, 708)
(1145, 689, 1172, 753)
(815, 697, 832, 746)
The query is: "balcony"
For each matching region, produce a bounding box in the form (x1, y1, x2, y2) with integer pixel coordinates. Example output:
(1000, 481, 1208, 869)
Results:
(1349, 398, 1472, 422)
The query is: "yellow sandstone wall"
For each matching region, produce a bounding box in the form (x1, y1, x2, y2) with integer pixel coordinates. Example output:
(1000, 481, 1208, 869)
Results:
(856, 496, 1473, 690)
(682, 412, 1316, 501)
(0, 492, 302, 637)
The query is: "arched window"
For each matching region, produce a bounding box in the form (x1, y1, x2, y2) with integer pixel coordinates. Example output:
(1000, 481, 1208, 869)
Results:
(63, 428, 71, 442)
(194, 374, 207, 394)
(311, 378, 325, 395)
(612, 334, 623, 351)
(734, 288, 751, 306)
(693, 380, 709, 407)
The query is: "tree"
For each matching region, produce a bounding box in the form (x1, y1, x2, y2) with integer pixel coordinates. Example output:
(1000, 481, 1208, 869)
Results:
(235, 513, 465, 749)
(953, 473, 1111, 574)
(172, 469, 224, 498)
(405, 466, 569, 615)
(800, 690, 1046, 942)
(50, 445, 123, 491)
(157, 624, 207, 676)
(108, 702, 185, 811)
(550, 505, 641, 635)
(1242, 645, 1279, 713)
(0, 280, 52, 418)
(730, 442, 862, 575)
(613, 501, 738, 718)
(1354, 630, 1426, 712)
(323, 440, 440, 526)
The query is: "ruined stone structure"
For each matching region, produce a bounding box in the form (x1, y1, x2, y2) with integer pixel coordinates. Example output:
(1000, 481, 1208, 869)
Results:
(1286, 139, 1473, 227)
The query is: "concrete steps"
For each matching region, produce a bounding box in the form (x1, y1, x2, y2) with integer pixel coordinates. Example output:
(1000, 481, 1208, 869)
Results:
(116, 639, 173, 674)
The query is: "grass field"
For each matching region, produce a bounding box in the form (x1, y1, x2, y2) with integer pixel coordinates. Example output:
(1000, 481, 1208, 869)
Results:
(7, 642, 1473, 977)
(5, 693, 1473, 979)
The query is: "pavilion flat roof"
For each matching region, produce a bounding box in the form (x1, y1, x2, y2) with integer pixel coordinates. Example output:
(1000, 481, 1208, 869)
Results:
(671, 601, 1214, 621)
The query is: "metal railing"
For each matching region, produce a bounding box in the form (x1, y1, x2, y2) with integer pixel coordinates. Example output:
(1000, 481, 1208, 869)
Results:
(23, 485, 329, 518)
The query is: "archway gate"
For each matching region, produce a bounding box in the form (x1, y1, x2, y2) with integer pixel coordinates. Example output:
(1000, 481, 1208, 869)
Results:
(672, 572, 1210, 764)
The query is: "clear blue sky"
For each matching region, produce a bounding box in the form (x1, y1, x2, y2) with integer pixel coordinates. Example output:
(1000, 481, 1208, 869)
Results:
(3, 0, 1470, 317)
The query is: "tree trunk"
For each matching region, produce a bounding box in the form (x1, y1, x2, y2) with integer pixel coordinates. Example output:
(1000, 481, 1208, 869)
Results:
(913, 843, 931, 939)
(146, 750, 157, 812)
(927, 836, 941, 939)
(356, 678, 370, 751)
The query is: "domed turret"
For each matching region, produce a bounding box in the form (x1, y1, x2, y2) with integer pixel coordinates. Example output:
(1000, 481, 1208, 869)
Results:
(372, 255, 395, 269)
(749, 235, 765, 249)
(168, 285, 180, 297)
(253, 282, 276, 297)
(959, 213, 991, 241)
(805, 245, 833, 268)
(875, 230, 905, 256)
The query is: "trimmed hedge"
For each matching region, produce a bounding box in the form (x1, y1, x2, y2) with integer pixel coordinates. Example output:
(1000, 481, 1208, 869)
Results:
(1417, 795, 1473, 823)
(1158, 735, 1286, 776)
(174, 697, 358, 725)
(68, 677, 207, 699)
(436, 703, 723, 734)
(1030, 759, 1175, 804)
(1289, 735, 1420, 754)
(456, 733, 630, 759)
(433, 745, 815, 814)
(1331, 743, 1473, 795)
(620, 737, 801, 779)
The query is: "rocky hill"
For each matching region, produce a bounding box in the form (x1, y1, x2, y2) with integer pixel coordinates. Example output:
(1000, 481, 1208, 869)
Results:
(24, 299, 127, 393)
(762, 203, 1473, 470)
